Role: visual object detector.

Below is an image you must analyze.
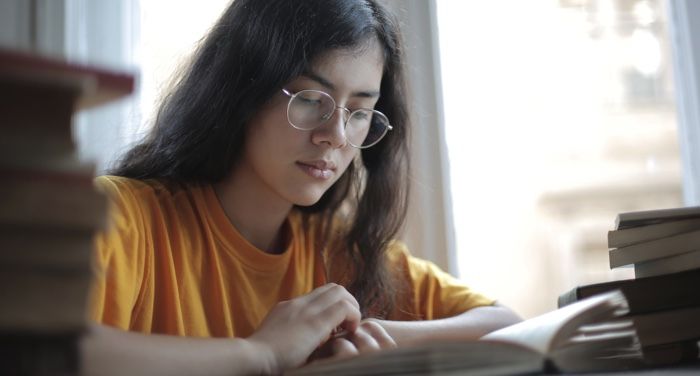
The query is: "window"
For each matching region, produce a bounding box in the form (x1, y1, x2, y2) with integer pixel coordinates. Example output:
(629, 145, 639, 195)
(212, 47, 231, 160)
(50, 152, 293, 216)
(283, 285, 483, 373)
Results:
(137, 0, 232, 139)
(65, 0, 232, 171)
(436, 0, 681, 317)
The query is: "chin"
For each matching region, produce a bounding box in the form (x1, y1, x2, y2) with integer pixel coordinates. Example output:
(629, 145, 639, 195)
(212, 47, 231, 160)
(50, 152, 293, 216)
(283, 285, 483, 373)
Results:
(289, 190, 326, 207)
(294, 196, 324, 207)
(286, 183, 336, 208)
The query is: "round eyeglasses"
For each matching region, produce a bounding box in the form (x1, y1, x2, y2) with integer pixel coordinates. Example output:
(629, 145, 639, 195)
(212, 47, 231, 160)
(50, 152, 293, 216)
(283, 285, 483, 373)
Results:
(282, 88, 393, 149)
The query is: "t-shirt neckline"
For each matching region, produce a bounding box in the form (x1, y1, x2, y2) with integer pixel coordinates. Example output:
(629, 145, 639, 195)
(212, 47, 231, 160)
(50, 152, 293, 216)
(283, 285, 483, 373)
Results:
(199, 183, 295, 272)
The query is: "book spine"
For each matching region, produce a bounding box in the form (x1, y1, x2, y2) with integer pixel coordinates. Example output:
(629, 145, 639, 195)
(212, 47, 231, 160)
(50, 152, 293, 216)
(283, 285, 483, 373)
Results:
(616, 206, 700, 229)
(0, 332, 80, 376)
(608, 218, 700, 248)
(631, 306, 700, 347)
(557, 288, 581, 308)
(557, 268, 700, 314)
(0, 171, 106, 231)
(0, 270, 92, 332)
(609, 229, 700, 268)
(634, 251, 700, 278)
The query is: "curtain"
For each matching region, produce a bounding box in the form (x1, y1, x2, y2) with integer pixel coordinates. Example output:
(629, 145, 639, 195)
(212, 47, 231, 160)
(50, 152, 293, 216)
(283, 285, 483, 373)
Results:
(64, 0, 142, 172)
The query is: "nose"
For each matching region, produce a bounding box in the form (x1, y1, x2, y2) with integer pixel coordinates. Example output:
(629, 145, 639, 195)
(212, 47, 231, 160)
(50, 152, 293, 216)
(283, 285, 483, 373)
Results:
(310, 107, 348, 148)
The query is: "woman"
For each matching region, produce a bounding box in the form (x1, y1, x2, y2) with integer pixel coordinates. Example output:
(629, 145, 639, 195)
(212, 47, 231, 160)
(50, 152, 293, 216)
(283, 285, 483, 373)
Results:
(83, 0, 521, 374)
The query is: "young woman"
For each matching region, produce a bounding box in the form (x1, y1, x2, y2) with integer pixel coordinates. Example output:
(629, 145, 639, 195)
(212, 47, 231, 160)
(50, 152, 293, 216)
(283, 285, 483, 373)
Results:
(82, 0, 520, 374)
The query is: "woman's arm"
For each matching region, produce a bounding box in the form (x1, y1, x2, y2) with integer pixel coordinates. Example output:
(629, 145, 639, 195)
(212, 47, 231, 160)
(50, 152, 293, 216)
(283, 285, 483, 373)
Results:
(81, 324, 267, 376)
(82, 283, 364, 375)
(369, 304, 522, 347)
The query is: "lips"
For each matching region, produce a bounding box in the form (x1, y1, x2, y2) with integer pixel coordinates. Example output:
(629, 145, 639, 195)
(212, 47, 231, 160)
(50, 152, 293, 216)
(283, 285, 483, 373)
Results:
(296, 160, 336, 180)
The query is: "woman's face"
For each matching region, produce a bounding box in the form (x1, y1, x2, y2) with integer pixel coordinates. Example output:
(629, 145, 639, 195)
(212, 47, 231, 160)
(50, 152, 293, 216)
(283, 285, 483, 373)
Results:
(239, 42, 385, 207)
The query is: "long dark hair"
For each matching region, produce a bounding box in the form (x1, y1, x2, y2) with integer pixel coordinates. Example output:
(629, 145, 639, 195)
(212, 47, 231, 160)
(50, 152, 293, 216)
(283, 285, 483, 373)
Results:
(112, 0, 410, 317)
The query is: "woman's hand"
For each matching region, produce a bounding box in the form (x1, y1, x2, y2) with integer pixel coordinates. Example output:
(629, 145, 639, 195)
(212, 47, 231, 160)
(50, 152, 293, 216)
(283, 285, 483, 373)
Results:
(310, 319, 397, 362)
(246, 283, 362, 374)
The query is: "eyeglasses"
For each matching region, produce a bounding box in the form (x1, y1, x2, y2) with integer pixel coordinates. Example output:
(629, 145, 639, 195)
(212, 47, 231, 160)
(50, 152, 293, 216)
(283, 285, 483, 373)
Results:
(282, 88, 393, 149)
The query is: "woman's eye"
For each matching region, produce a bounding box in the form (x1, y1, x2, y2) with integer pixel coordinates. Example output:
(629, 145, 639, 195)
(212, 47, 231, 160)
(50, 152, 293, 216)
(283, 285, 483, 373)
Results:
(298, 97, 321, 105)
(352, 111, 371, 120)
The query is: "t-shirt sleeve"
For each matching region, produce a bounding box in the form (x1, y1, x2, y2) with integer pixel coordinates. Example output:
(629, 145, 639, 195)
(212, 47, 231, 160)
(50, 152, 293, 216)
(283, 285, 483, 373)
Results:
(88, 176, 147, 330)
(387, 241, 495, 321)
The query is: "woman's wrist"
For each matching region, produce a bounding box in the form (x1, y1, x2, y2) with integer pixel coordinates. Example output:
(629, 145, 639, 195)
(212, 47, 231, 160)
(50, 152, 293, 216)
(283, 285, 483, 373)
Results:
(241, 337, 280, 375)
(365, 317, 428, 346)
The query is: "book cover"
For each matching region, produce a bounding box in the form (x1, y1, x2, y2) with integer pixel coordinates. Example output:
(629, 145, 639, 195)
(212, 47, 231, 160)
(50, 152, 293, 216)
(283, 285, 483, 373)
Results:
(558, 267, 700, 315)
(615, 206, 700, 230)
(608, 218, 700, 248)
(0, 168, 106, 231)
(630, 307, 700, 347)
(608, 229, 700, 268)
(0, 48, 134, 111)
(0, 225, 95, 271)
(635, 251, 700, 278)
(0, 270, 93, 332)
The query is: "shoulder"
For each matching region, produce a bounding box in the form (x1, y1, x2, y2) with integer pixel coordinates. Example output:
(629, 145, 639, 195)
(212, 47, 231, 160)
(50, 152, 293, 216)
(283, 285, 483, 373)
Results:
(385, 241, 467, 288)
(95, 175, 172, 200)
(95, 175, 193, 211)
(385, 241, 497, 320)
(384, 241, 449, 285)
(94, 175, 186, 231)
(385, 240, 430, 273)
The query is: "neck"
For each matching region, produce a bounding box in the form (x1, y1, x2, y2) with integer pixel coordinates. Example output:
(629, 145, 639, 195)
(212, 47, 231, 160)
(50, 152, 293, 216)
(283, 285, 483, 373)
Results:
(213, 168, 293, 254)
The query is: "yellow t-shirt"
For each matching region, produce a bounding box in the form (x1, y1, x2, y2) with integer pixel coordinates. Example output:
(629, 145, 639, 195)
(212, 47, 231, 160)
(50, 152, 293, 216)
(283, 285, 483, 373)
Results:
(89, 175, 494, 338)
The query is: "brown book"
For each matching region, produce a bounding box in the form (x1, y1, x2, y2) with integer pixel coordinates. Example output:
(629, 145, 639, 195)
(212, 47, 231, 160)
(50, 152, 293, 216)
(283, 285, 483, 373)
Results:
(615, 206, 700, 230)
(0, 333, 80, 375)
(635, 251, 700, 278)
(558, 268, 700, 315)
(0, 168, 106, 231)
(630, 307, 700, 347)
(0, 225, 94, 271)
(0, 270, 93, 332)
(609, 229, 700, 268)
(0, 48, 134, 112)
(0, 48, 133, 375)
(642, 341, 699, 367)
(608, 217, 700, 248)
(0, 128, 81, 173)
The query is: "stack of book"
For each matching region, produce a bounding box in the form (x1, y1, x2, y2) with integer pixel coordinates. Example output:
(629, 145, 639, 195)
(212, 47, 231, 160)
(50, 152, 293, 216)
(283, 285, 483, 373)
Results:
(0, 49, 133, 375)
(559, 206, 700, 366)
(608, 206, 700, 278)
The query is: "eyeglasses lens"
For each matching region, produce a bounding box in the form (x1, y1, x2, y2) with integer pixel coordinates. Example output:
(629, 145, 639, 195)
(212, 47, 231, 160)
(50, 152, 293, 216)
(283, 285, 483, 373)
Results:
(288, 90, 390, 148)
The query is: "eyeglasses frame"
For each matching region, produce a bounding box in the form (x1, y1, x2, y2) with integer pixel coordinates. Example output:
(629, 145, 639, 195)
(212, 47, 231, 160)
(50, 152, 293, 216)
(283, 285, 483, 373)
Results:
(281, 88, 393, 149)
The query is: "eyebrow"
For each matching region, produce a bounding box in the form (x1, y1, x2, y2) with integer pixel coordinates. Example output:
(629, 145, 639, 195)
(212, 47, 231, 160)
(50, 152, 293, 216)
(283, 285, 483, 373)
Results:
(301, 71, 381, 98)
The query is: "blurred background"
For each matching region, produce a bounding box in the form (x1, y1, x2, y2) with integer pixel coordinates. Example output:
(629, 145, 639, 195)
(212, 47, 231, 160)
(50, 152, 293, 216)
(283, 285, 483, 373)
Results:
(435, 0, 682, 317)
(2, 0, 699, 319)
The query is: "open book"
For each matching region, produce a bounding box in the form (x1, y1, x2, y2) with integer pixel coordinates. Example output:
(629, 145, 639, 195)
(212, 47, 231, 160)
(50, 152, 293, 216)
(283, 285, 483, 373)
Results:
(290, 291, 642, 375)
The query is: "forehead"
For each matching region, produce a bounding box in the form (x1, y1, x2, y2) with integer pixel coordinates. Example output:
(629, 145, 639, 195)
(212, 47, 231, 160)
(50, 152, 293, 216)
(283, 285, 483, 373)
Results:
(305, 41, 385, 93)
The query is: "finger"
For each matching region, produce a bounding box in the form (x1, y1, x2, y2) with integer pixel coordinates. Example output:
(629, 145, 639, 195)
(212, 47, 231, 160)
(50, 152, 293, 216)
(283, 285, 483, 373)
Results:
(359, 320, 397, 350)
(320, 298, 361, 334)
(302, 283, 338, 299)
(289, 283, 336, 307)
(330, 338, 359, 360)
(307, 283, 360, 313)
(347, 329, 381, 354)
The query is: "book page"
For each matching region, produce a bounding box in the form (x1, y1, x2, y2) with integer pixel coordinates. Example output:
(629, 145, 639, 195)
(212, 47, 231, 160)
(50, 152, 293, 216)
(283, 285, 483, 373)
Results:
(481, 290, 629, 354)
(289, 340, 546, 376)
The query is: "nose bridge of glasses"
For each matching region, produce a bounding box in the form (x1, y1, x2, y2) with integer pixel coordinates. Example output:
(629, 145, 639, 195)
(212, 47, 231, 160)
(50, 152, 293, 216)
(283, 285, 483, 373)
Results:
(321, 105, 351, 124)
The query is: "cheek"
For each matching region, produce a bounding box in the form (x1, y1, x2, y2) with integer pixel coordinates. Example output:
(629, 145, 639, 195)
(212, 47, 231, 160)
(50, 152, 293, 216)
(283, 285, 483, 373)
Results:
(337, 148, 359, 173)
(246, 110, 301, 150)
